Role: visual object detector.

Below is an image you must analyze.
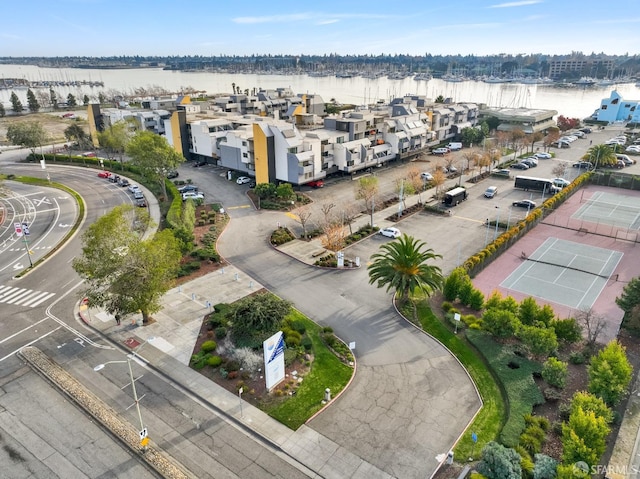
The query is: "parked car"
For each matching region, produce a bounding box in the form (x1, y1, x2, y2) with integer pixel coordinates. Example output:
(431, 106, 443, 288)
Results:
(182, 192, 205, 201)
(128, 184, 140, 193)
(616, 154, 635, 165)
(82, 152, 96, 158)
(192, 160, 207, 167)
(108, 174, 120, 183)
(379, 227, 401, 238)
(421, 172, 434, 181)
(248, 180, 257, 188)
(166, 170, 179, 179)
(570, 131, 585, 138)
(552, 178, 571, 188)
(510, 162, 530, 170)
(513, 199, 537, 209)
(97, 171, 111, 178)
(177, 184, 198, 193)
(136, 197, 147, 207)
(521, 158, 537, 168)
(133, 190, 144, 199)
(484, 186, 498, 198)
(307, 180, 325, 188)
(534, 152, 552, 159)
(579, 127, 592, 134)
(236, 176, 252, 184)
(572, 161, 593, 169)
(491, 169, 511, 177)
(626, 145, 640, 153)
(444, 165, 458, 174)
(118, 177, 130, 187)
(432, 147, 449, 155)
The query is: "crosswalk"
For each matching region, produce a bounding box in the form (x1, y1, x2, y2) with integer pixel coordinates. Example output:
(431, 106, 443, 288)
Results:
(0, 285, 55, 307)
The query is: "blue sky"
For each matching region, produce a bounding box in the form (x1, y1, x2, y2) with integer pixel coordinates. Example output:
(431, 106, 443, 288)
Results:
(3, 0, 639, 56)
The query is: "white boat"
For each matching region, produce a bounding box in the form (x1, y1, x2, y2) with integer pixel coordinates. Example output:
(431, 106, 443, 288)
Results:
(574, 77, 596, 86)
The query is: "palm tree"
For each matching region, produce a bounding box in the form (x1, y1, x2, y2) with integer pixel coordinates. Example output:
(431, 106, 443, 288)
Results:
(584, 144, 617, 168)
(367, 234, 444, 318)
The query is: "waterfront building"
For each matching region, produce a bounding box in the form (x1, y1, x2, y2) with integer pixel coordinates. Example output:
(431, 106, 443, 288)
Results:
(593, 90, 640, 124)
(478, 107, 558, 134)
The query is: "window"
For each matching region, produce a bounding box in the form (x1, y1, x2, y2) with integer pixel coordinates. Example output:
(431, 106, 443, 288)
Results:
(601, 105, 608, 110)
(288, 147, 298, 154)
(337, 137, 344, 144)
(242, 141, 247, 146)
(242, 153, 248, 158)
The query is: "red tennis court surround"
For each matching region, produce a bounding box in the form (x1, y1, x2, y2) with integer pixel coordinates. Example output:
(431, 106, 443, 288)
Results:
(472, 184, 640, 343)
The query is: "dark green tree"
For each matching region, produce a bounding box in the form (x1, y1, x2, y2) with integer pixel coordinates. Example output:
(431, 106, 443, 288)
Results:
(98, 92, 106, 104)
(0, 102, 5, 117)
(67, 93, 77, 108)
(10, 91, 23, 113)
(64, 124, 92, 150)
(616, 277, 640, 329)
(98, 119, 135, 165)
(482, 308, 520, 338)
(6, 121, 48, 155)
(26, 88, 40, 112)
(49, 88, 58, 109)
(83, 94, 90, 105)
(126, 130, 185, 199)
(476, 441, 522, 479)
(584, 144, 616, 168)
(72, 205, 181, 324)
(368, 234, 443, 315)
(230, 293, 291, 347)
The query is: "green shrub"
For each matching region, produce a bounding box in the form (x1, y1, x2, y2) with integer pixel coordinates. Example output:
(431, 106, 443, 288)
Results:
(532, 454, 558, 479)
(469, 289, 485, 311)
(458, 279, 474, 306)
(552, 318, 582, 343)
(226, 360, 240, 372)
(569, 351, 586, 364)
(322, 326, 333, 333)
(441, 301, 453, 312)
(301, 336, 313, 351)
(443, 267, 466, 301)
(191, 247, 220, 262)
(201, 340, 217, 353)
(284, 348, 298, 366)
(208, 312, 226, 328)
(207, 355, 223, 367)
(190, 351, 211, 370)
(542, 357, 568, 388)
(215, 326, 227, 339)
(214, 303, 231, 315)
(178, 261, 201, 277)
(287, 319, 307, 334)
(270, 227, 295, 245)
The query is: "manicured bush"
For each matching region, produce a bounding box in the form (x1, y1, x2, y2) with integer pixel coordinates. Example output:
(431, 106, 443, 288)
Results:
(443, 267, 466, 301)
(301, 336, 312, 351)
(458, 279, 475, 306)
(518, 326, 558, 357)
(482, 308, 520, 338)
(469, 289, 485, 311)
(206, 355, 223, 367)
(441, 301, 453, 312)
(532, 454, 557, 479)
(178, 261, 201, 277)
(588, 340, 633, 406)
(542, 357, 568, 388)
(551, 318, 582, 344)
(569, 351, 587, 364)
(476, 441, 522, 479)
(201, 340, 217, 353)
(270, 227, 295, 245)
(284, 348, 298, 366)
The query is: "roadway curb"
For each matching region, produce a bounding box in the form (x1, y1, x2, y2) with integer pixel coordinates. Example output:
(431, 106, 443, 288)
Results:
(17, 346, 196, 479)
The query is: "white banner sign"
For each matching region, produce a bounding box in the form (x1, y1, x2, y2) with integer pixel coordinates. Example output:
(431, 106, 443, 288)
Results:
(263, 331, 285, 391)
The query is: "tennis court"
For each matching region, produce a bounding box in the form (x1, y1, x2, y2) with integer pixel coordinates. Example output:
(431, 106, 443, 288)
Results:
(573, 191, 640, 230)
(501, 237, 623, 310)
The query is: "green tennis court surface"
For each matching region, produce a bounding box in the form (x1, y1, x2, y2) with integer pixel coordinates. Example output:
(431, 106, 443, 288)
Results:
(573, 191, 640, 230)
(501, 237, 622, 310)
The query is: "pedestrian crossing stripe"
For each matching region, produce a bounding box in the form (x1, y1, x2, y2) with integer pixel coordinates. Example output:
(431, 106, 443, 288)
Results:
(0, 285, 55, 307)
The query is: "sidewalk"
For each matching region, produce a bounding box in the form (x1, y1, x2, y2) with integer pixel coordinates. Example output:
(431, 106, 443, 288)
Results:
(77, 266, 391, 479)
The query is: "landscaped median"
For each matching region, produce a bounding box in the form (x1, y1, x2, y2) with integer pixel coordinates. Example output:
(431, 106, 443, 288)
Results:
(18, 346, 195, 479)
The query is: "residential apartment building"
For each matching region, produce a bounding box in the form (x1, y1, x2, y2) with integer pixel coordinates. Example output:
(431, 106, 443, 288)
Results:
(548, 56, 615, 78)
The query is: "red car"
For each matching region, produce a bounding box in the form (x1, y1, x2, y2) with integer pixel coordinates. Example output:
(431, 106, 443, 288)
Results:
(97, 171, 111, 178)
(307, 180, 324, 188)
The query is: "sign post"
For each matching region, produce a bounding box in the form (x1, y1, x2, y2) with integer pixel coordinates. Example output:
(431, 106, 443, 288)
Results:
(454, 312, 461, 334)
(238, 387, 244, 418)
(470, 431, 478, 461)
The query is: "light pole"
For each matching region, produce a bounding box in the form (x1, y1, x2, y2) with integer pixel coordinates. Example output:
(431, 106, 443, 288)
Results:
(94, 337, 155, 451)
(494, 206, 501, 241)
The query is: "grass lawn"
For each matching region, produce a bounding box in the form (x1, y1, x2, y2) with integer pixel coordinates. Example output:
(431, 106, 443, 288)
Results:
(263, 310, 354, 430)
(407, 292, 506, 460)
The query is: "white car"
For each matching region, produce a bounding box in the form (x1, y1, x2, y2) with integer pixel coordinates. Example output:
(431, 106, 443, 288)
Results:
(534, 152, 552, 159)
(626, 146, 640, 153)
(182, 192, 205, 201)
(552, 178, 570, 188)
(379, 227, 401, 238)
(236, 176, 252, 184)
(484, 186, 498, 198)
(128, 184, 140, 193)
(421, 172, 434, 181)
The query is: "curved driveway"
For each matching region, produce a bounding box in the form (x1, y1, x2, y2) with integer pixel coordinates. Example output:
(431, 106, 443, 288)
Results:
(217, 207, 480, 478)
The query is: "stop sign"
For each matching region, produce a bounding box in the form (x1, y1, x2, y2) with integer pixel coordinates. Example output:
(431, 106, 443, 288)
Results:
(14, 223, 23, 237)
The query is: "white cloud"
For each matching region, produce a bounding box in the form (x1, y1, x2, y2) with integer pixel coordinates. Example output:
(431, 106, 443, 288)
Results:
(489, 0, 542, 8)
(317, 19, 339, 25)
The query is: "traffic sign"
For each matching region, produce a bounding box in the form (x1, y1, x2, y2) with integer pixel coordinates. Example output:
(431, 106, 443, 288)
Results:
(14, 223, 23, 237)
(139, 428, 148, 440)
(22, 223, 30, 236)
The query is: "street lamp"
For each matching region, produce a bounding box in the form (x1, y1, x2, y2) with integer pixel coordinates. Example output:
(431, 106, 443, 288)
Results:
(93, 337, 155, 451)
(494, 206, 501, 241)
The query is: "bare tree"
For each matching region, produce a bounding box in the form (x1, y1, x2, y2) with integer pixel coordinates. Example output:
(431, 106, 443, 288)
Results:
(355, 176, 379, 226)
(552, 164, 567, 178)
(320, 202, 336, 226)
(575, 308, 606, 346)
(292, 205, 313, 239)
(341, 203, 360, 235)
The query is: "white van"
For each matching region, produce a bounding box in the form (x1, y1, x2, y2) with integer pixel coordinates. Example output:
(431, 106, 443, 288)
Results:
(447, 142, 463, 151)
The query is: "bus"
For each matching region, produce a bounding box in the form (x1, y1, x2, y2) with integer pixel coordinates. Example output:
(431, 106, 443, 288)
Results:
(514, 176, 559, 194)
(443, 187, 468, 206)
